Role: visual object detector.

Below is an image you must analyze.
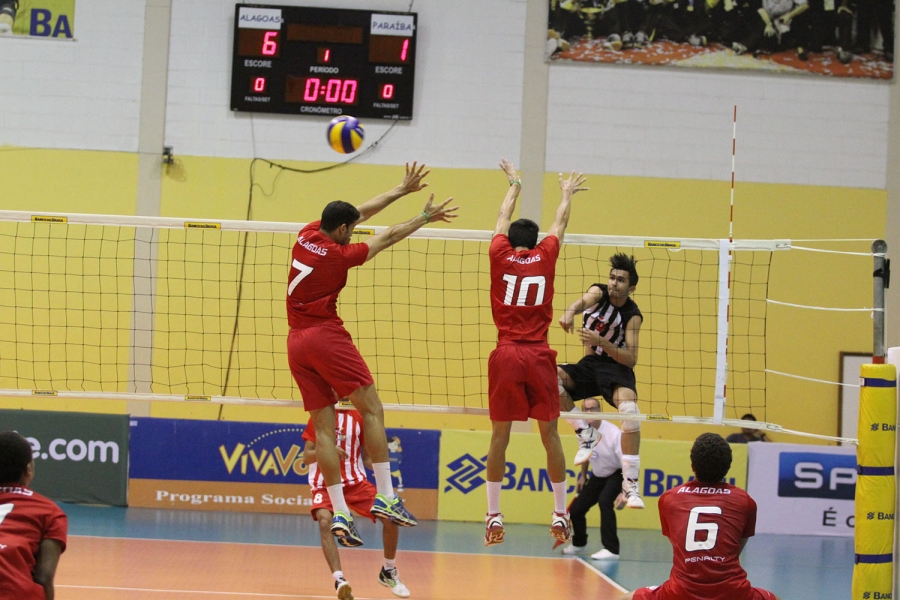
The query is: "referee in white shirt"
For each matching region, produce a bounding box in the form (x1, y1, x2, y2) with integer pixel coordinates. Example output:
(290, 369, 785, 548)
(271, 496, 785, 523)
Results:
(561, 397, 624, 560)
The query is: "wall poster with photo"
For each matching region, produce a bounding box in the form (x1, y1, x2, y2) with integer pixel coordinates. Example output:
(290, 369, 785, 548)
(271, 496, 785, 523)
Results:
(546, 0, 894, 79)
(0, 0, 75, 40)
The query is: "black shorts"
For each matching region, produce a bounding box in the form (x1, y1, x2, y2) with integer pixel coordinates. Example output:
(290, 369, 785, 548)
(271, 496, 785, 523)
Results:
(559, 354, 636, 408)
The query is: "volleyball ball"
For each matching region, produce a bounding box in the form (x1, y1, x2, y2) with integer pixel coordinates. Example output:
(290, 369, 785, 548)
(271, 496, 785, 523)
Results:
(326, 116, 365, 154)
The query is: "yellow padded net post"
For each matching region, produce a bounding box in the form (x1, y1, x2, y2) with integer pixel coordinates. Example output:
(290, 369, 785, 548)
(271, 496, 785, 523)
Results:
(851, 363, 897, 600)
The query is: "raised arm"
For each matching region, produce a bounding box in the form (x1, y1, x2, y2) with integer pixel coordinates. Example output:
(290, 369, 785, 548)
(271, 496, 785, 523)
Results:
(354, 161, 430, 225)
(494, 158, 521, 237)
(546, 171, 588, 244)
(364, 194, 459, 261)
(559, 284, 603, 333)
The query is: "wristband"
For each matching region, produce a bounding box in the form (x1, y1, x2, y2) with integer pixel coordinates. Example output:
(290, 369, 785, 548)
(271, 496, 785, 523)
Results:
(422, 211, 430, 223)
(509, 179, 521, 187)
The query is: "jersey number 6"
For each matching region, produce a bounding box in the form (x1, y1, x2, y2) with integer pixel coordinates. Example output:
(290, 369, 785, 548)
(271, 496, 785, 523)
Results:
(685, 505, 722, 551)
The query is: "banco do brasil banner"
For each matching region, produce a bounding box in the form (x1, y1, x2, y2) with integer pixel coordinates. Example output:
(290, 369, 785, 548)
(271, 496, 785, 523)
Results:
(129, 417, 439, 517)
(439, 430, 747, 529)
(0, 409, 128, 505)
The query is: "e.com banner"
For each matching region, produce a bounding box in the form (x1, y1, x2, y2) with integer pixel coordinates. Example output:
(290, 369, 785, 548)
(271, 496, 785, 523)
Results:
(0, 0, 75, 39)
(0, 409, 128, 505)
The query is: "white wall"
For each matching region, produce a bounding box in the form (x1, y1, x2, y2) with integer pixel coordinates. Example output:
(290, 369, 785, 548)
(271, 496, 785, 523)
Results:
(0, 0, 890, 189)
(0, 0, 145, 151)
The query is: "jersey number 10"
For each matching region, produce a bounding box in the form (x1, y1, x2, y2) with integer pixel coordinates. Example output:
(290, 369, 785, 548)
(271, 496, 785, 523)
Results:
(501, 274, 546, 306)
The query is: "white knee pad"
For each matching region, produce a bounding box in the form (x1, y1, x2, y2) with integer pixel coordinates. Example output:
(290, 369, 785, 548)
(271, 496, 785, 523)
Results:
(618, 400, 641, 433)
(558, 377, 565, 396)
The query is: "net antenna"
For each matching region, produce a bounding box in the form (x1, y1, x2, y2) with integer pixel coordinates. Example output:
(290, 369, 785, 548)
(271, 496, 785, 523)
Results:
(713, 105, 739, 426)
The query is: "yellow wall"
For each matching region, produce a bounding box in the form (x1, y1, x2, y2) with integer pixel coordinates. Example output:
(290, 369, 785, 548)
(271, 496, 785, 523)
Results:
(0, 148, 886, 442)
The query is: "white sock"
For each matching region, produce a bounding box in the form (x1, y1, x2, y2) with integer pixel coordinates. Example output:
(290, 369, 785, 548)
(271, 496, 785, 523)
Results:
(622, 454, 640, 482)
(327, 483, 350, 515)
(487, 481, 501, 515)
(568, 408, 588, 432)
(383, 558, 396, 571)
(551, 480, 567, 513)
(373, 462, 395, 499)
(333, 571, 344, 583)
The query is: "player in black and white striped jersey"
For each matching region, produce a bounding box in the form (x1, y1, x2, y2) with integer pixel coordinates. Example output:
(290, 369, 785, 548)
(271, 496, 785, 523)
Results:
(557, 253, 645, 509)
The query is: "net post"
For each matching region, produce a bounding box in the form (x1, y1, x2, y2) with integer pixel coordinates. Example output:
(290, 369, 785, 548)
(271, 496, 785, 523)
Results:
(128, 227, 157, 405)
(873, 240, 888, 364)
(713, 239, 731, 425)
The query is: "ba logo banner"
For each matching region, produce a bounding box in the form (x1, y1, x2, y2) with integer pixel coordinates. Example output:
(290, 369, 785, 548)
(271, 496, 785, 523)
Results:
(444, 453, 487, 494)
(437, 430, 727, 529)
(1, 0, 76, 39)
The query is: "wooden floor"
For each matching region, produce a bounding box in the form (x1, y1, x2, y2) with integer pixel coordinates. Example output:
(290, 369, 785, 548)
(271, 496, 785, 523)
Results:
(53, 503, 853, 600)
(56, 535, 625, 599)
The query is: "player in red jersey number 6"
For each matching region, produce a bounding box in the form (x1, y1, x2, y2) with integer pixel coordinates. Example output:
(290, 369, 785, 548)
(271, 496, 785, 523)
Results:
(287, 162, 458, 547)
(619, 433, 781, 600)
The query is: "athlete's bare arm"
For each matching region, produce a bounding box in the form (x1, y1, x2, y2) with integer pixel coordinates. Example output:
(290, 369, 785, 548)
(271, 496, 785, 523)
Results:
(558, 285, 603, 333)
(546, 171, 587, 244)
(494, 158, 521, 238)
(354, 161, 430, 225)
(32, 538, 64, 600)
(303, 439, 348, 465)
(364, 194, 458, 261)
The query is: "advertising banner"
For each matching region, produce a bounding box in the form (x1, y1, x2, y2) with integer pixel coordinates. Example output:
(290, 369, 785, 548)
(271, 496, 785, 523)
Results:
(129, 417, 439, 517)
(0, 409, 128, 505)
(748, 442, 857, 536)
(438, 430, 747, 530)
(0, 0, 75, 39)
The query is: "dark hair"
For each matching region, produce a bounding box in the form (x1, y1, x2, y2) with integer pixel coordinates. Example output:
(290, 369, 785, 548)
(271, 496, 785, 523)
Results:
(609, 253, 638, 287)
(320, 201, 360, 233)
(690, 432, 732, 483)
(508, 218, 539, 249)
(0, 431, 33, 485)
(741, 413, 756, 421)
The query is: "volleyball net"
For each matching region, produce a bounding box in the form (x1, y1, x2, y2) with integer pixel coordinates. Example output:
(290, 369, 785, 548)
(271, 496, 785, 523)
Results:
(0, 210, 881, 439)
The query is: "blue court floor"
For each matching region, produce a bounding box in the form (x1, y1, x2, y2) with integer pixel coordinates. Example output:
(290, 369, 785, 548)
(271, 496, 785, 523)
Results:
(62, 502, 854, 599)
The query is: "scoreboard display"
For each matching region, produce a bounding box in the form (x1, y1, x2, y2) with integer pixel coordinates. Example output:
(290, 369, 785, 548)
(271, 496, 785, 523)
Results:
(230, 4, 417, 120)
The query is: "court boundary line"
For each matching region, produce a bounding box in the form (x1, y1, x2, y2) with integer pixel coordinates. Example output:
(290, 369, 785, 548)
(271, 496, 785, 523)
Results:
(577, 557, 629, 593)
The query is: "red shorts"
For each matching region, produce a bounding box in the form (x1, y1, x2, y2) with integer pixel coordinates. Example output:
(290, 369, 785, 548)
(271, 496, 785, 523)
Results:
(309, 479, 377, 523)
(287, 324, 374, 411)
(488, 342, 560, 422)
(633, 579, 778, 600)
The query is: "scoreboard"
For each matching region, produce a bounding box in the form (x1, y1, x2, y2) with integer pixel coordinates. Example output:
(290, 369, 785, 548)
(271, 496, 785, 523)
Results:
(230, 4, 417, 120)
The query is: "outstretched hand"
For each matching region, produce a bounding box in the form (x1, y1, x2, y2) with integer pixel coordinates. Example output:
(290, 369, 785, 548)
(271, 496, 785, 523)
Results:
(500, 158, 519, 185)
(422, 194, 459, 224)
(559, 171, 588, 196)
(398, 161, 431, 195)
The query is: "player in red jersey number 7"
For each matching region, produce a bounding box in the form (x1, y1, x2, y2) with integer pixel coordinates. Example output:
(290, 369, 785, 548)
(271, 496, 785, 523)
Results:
(619, 433, 781, 600)
(0, 431, 68, 600)
(484, 159, 587, 546)
(287, 162, 458, 547)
